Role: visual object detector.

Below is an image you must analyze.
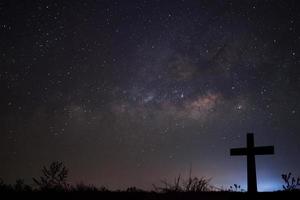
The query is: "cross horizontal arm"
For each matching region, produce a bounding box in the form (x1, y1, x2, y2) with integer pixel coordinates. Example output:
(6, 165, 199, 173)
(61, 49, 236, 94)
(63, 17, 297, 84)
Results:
(230, 148, 247, 156)
(254, 146, 274, 155)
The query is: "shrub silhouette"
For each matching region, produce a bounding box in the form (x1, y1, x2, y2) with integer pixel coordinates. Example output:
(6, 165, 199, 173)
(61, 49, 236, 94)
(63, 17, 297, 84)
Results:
(126, 186, 145, 192)
(228, 184, 245, 192)
(154, 175, 182, 192)
(282, 172, 300, 191)
(70, 182, 108, 192)
(153, 173, 212, 193)
(0, 178, 12, 191)
(184, 177, 212, 192)
(14, 179, 32, 192)
(33, 161, 69, 191)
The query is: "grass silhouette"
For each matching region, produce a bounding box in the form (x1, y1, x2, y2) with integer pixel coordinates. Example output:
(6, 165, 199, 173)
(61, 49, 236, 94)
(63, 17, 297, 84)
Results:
(0, 161, 300, 200)
(152, 168, 213, 193)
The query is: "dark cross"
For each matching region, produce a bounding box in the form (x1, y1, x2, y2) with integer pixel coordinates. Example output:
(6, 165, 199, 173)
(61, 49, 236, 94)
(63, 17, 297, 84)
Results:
(230, 133, 274, 192)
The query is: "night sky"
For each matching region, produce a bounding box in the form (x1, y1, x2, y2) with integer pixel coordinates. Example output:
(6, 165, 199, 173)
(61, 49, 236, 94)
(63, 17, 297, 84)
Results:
(1, 0, 300, 191)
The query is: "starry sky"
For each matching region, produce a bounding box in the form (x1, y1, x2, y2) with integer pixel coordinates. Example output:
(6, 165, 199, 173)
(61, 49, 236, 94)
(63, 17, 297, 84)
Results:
(1, 0, 300, 191)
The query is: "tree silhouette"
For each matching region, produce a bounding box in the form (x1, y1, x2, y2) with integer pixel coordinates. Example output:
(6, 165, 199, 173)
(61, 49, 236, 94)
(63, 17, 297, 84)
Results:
(33, 161, 69, 191)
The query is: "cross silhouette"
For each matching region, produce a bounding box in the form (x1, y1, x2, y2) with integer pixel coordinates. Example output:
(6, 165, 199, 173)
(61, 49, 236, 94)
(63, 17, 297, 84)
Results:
(230, 133, 274, 192)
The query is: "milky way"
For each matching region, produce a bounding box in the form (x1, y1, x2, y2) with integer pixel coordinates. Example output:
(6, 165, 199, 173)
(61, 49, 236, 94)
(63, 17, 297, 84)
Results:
(1, 0, 300, 191)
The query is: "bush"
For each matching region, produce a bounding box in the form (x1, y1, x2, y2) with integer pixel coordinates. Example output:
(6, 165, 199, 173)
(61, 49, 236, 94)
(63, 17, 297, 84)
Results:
(228, 184, 245, 192)
(71, 182, 102, 192)
(33, 161, 69, 191)
(0, 178, 13, 191)
(153, 173, 212, 193)
(282, 172, 300, 191)
(14, 179, 32, 192)
(126, 186, 145, 192)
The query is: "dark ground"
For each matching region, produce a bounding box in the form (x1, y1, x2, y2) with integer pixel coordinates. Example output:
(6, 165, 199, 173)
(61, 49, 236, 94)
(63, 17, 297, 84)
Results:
(2, 191, 300, 200)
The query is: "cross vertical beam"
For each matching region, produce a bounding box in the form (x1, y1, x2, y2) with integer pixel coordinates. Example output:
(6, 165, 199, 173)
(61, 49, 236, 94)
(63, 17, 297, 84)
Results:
(246, 133, 257, 193)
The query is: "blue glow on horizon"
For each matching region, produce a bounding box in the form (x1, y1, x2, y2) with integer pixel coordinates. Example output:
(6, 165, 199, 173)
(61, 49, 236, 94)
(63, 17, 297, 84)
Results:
(258, 181, 282, 192)
(217, 180, 283, 192)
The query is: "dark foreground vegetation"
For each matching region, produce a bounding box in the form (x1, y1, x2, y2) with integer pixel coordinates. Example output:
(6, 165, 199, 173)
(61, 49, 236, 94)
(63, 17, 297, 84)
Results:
(1, 190, 300, 200)
(1, 161, 299, 200)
